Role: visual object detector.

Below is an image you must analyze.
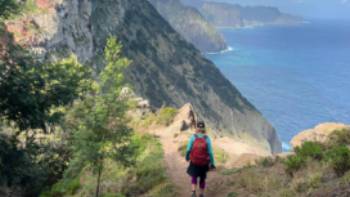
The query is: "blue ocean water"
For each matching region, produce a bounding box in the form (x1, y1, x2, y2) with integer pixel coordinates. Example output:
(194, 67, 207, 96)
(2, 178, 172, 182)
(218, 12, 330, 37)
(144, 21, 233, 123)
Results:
(206, 20, 350, 151)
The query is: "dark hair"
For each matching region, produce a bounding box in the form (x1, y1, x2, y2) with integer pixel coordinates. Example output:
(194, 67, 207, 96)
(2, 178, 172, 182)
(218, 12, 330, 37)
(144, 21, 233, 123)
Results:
(197, 121, 205, 129)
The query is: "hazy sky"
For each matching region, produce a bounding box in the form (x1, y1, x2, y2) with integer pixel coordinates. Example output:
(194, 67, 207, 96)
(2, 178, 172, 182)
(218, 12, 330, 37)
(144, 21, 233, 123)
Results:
(212, 0, 350, 20)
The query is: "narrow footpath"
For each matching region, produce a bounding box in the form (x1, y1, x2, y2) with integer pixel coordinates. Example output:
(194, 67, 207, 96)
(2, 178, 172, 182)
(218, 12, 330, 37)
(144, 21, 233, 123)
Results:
(157, 129, 233, 197)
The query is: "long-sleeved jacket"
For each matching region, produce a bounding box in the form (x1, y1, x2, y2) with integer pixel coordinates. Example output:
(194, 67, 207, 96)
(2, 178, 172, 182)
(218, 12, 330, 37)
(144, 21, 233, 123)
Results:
(185, 133, 215, 166)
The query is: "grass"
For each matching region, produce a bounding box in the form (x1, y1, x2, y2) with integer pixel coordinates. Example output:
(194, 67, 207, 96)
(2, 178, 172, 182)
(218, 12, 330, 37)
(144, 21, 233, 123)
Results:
(130, 107, 177, 130)
(178, 140, 188, 157)
(214, 146, 229, 164)
(156, 107, 177, 126)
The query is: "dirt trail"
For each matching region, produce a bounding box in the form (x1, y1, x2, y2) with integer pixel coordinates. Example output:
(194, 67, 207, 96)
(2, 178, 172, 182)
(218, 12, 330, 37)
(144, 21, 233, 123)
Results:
(148, 104, 267, 196)
(156, 129, 233, 197)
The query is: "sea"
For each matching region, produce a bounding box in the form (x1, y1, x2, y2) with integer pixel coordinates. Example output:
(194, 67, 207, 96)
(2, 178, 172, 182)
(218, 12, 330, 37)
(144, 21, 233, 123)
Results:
(206, 20, 350, 151)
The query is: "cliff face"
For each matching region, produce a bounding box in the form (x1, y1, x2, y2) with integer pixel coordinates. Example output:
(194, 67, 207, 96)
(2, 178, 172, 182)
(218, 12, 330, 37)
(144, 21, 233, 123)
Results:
(148, 0, 227, 52)
(6, 0, 281, 153)
(184, 1, 303, 28)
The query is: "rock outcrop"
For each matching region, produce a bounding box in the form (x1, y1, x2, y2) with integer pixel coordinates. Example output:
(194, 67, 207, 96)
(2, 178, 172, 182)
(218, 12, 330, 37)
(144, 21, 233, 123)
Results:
(182, 1, 303, 28)
(148, 0, 227, 52)
(5, 0, 281, 153)
(290, 123, 350, 148)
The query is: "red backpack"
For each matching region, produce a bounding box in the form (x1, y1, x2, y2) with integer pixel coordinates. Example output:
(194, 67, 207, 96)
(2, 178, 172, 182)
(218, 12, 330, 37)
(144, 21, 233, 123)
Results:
(190, 134, 210, 166)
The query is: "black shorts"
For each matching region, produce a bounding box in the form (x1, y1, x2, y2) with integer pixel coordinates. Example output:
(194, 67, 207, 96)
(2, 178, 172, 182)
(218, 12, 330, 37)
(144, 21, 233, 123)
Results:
(187, 162, 209, 179)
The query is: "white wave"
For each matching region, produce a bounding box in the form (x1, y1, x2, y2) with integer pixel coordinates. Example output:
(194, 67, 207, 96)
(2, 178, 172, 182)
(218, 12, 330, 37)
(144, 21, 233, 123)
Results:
(206, 46, 234, 55)
(282, 141, 292, 152)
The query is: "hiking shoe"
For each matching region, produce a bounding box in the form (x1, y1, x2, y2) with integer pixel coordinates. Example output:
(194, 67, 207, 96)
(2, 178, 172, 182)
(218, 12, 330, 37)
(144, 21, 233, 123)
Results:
(191, 191, 196, 197)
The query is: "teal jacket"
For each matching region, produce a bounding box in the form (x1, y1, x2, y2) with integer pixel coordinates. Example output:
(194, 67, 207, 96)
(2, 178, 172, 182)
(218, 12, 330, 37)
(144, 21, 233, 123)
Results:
(186, 133, 215, 166)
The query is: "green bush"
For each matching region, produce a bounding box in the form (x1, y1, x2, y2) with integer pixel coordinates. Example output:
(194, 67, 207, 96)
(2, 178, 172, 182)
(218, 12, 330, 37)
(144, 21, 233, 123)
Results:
(178, 141, 188, 157)
(259, 157, 275, 168)
(147, 182, 177, 197)
(122, 134, 175, 197)
(41, 177, 81, 197)
(102, 193, 125, 197)
(283, 155, 305, 176)
(157, 107, 177, 126)
(134, 107, 177, 128)
(328, 128, 350, 146)
(326, 145, 350, 176)
(215, 147, 229, 164)
(42, 134, 175, 197)
(295, 141, 324, 160)
(227, 192, 238, 197)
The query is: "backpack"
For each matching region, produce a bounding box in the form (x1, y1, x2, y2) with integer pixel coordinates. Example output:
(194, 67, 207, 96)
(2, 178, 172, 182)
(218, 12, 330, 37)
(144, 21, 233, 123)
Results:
(190, 134, 210, 166)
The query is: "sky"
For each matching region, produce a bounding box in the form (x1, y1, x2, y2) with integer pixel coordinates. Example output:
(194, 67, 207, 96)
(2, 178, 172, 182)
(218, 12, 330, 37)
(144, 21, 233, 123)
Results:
(212, 0, 350, 20)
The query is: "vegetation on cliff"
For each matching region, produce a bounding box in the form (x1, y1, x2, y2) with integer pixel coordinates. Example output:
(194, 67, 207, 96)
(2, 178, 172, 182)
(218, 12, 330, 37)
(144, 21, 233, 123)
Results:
(219, 128, 350, 197)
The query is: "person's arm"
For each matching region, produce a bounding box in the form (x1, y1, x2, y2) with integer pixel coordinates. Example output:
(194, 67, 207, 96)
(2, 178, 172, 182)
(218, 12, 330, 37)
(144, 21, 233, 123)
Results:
(185, 135, 195, 161)
(206, 137, 215, 167)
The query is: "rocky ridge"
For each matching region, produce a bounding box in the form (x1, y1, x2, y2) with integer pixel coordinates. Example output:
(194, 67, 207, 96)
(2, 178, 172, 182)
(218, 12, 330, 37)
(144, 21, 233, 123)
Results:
(201, 2, 303, 28)
(4, 0, 281, 153)
(181, 0, 303, 28)
(148, 0, 227, 52)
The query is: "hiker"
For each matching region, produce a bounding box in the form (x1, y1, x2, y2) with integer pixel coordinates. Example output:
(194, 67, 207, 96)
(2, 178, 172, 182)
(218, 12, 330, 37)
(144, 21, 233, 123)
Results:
(185, 121, 215, 197)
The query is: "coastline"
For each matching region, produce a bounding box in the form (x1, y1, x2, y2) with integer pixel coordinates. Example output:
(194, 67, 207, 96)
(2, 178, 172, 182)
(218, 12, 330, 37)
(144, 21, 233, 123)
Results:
(206, 20, 350, 152)
(216, 21, 307, 30)
(205, 46, 234, 55)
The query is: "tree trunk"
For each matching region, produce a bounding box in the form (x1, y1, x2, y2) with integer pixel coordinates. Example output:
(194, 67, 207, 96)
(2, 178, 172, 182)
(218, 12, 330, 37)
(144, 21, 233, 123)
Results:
(95, 163, 103, 197)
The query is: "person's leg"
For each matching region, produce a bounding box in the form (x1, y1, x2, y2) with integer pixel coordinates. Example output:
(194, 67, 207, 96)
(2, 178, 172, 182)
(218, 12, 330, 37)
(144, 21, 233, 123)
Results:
(191, 176, 198, 193)
(199, 176, 206, 196)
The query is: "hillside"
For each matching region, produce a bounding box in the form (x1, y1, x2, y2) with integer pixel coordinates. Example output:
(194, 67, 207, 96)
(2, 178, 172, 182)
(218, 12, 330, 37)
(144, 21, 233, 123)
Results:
(201, 2, 303, 28)
(5, 0, 281, 152)
(148, 0, 227, 52)
(2, 1, 350, 197)
(216, 123, 350, 197)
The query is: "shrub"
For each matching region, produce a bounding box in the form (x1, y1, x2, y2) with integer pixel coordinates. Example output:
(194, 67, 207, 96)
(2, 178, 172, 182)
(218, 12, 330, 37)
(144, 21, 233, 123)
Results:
(295, 141, 324, 160)
(42, 177, 81, 197)
(215, 147, 229, 164)
(178, 141, 187, 157)
(122, 134, 175, 196)
(102, 193, 125, 197)
(278, 189, 296, 197)
(307, 173, 322, 189)
(227, 192, 238, 197)
(283, 155, 305, 176)
(327, 145, 350, 176)
(328, 128, 350, 147)
(259, 157, 275, 168)
(147, 182, 176, 197)
(157, 107, 177, 126)
(236, 168, 284, 193)
(237, 171, 264, 192)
